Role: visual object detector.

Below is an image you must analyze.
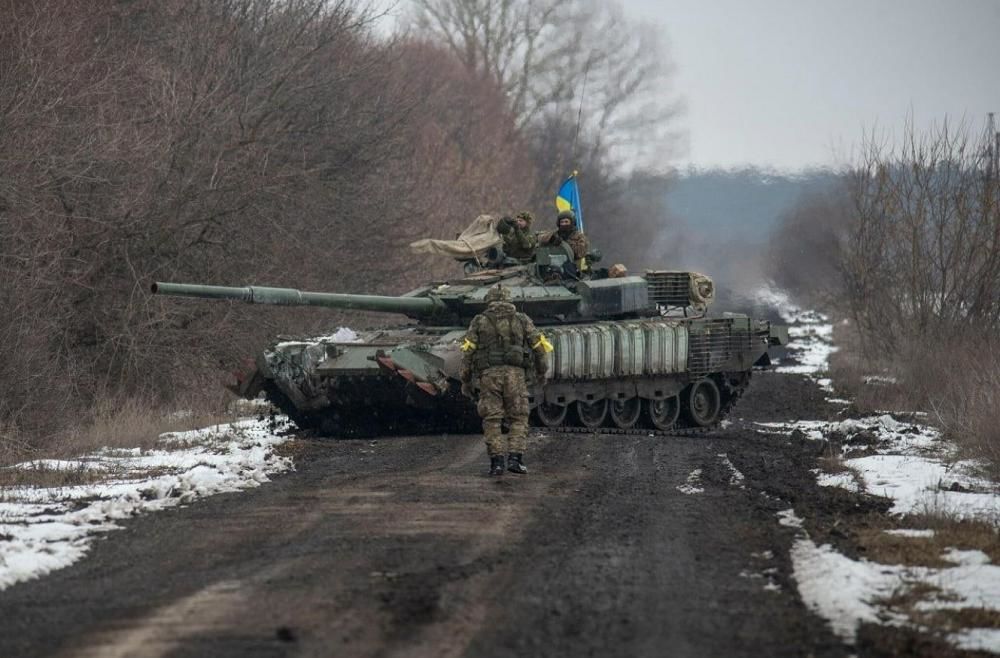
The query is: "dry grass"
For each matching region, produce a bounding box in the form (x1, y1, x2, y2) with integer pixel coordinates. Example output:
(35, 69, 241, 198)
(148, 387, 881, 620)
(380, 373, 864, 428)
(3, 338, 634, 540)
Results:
(0, 462, 180, 491)
(855, 514, 1000, 568)
(827, 320, 916, 414)
(816, 440, 855, 474)
(0, 462, 111, 489)
(880, 581, 956, 611)
(0, 390, 237, 488)
(919, 340, 1000, 480)
(56, 392, 232, 456)
(829, 320, 1000, 479)
(911, 608, 1000, 632)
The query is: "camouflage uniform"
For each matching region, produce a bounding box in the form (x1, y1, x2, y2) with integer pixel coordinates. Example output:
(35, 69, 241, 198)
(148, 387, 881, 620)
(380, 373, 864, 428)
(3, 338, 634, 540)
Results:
(540, 210, 590, 269)
(498, 211, 538, 261)
(460, 286, 551, 475)
(540, 227, 589, 261)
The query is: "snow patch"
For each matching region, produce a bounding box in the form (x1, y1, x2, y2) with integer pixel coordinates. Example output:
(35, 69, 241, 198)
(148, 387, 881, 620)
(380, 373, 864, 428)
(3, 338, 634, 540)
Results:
(863, 375, 898, 385)
(816, 470, 860, 493)
(790, 537, 903, 642)
(951, 629, 1000, 654)
(275, 326, 360, 349)
(940, 548, 991, 567)
(884, 529, 935, 538)
(778, 508, 804, 529)
(676, 468, 704, 495)
(759, 415, 999, 523)
(718, 453, 745, 488)
(784, 511, 1000, 649)
(322, 327, 360, 343)
(0, 419, 293, 591)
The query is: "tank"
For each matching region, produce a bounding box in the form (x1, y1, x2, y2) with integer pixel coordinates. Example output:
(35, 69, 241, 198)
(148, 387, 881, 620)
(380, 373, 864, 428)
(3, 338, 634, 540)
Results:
(151, 242, 788, 436)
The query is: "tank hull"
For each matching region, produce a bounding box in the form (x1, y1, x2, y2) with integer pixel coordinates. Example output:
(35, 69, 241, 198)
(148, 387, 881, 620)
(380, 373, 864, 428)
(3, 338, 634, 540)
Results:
(240, 316, 776, 437)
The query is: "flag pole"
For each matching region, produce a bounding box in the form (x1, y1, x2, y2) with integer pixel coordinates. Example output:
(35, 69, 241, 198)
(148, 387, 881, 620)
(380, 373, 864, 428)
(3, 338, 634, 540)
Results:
(574, 171, 583, 232)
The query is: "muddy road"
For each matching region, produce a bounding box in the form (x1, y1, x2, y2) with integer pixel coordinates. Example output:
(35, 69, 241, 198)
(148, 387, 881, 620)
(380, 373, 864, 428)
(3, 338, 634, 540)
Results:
(0, 373, 854, 657)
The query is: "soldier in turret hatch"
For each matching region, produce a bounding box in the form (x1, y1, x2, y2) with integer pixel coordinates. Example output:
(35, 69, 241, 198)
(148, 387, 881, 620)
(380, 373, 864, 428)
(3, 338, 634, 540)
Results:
(540, 210, 589, 271)
(459, 285, 553, 476)
(496, 211, 538, 261)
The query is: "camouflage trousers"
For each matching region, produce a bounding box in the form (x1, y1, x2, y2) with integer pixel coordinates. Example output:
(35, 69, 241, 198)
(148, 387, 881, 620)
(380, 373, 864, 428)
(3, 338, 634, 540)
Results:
(476, 365, 529, 457)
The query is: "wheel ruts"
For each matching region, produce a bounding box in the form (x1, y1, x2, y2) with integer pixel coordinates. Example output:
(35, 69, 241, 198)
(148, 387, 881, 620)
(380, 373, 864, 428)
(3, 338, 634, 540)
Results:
(645, 396, 680, 430)
(536, 402, 568, 427)
(683, 378, 722, 427)
(574, 399, 608, 429)
(609, 397, 642, 429)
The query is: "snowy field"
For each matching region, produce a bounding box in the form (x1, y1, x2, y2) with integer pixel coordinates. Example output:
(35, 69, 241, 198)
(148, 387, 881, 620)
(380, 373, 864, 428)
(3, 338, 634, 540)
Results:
(0, 420, 293, 591)
(759, 288, 1000, 653)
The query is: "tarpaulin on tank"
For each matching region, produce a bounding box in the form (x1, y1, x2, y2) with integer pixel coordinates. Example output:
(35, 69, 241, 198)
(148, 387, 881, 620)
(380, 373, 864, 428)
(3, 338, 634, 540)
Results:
(408, 214, 502, 260)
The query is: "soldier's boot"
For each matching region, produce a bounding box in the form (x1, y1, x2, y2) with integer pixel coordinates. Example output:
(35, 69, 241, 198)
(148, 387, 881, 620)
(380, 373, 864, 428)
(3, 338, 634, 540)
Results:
(489, 455, 505, 476)
(507, 453, 528, 475)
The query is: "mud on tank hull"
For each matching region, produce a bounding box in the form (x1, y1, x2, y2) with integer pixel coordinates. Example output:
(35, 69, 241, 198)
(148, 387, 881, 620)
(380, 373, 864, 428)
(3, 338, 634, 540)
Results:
(238, 316, 775, 438)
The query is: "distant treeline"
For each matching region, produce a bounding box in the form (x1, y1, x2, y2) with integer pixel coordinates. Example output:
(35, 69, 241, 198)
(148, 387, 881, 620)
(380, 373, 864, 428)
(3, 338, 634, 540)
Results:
(666, 167, 841, 238)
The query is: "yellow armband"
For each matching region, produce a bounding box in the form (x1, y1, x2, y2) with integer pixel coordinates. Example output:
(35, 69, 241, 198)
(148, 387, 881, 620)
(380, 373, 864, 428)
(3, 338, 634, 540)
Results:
(532, 334, 554, 353)
(461, 338, 477, 352)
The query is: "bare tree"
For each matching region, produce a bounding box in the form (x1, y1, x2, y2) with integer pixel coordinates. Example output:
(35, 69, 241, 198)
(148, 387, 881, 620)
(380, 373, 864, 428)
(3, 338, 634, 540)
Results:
(0, 0, 537, 453)
(409, 0, 676, 163)
(841, 117, 1000, 355)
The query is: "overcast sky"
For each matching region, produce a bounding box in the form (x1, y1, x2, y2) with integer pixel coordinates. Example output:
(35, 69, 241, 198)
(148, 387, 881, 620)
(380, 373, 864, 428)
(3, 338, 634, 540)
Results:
(378, 1, 1000, 171)
(625, 0, 1000, 171)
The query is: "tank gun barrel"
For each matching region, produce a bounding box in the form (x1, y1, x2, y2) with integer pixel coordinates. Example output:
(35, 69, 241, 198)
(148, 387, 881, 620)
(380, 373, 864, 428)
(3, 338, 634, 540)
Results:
(151, 282, 446, 317)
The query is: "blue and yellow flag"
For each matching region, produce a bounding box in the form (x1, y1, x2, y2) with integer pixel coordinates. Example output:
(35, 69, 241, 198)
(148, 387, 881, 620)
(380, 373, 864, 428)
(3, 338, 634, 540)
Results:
(555, 171, 583, 231)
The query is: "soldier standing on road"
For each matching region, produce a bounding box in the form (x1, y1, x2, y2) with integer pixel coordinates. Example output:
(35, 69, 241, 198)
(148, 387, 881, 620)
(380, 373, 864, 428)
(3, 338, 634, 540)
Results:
(541, 210, 589, 271)
(460, 285, 553, 476)
(497, 211, 538, 261)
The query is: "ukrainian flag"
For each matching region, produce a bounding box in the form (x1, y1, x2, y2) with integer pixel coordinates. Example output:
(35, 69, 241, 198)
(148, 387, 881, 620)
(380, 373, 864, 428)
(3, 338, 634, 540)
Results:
(555, 171, 583, 231)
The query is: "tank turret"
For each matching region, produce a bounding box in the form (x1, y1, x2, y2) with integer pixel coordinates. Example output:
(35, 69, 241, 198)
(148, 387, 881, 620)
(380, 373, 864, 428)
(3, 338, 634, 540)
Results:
(152, 243, 718, 325)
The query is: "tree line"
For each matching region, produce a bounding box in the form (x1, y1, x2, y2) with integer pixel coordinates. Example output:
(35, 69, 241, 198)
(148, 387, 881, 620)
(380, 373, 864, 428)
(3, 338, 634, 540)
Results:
(768, 118, 1000, 471)
(0, 0, 676, 452)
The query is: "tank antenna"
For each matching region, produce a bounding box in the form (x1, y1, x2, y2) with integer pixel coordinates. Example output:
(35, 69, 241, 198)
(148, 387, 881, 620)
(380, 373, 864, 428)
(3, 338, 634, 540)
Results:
(570, 62, 591, 165)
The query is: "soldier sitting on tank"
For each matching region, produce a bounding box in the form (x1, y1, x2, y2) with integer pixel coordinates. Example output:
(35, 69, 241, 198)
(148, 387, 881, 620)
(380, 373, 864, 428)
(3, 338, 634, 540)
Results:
(496, 211, 538, 262)
(459, 285, 552, 476)
(540, 210, 590, 272)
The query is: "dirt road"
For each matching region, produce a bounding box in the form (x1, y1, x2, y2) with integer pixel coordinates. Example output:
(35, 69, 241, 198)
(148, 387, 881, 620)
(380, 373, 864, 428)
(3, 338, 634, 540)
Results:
(0, 374, 855, 657)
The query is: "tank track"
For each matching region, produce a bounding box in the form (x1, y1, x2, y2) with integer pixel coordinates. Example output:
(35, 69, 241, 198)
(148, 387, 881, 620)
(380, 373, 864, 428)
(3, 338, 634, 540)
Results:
(533, 424, 715, 439)
(266, 374, 749, 439)
(530, 377, 748, 439)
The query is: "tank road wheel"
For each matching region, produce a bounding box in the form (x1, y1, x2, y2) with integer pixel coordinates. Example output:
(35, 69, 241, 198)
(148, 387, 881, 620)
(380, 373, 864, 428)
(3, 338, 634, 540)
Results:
(609, 397, 642, 429)
(684, 378, 722, 427)
(575, 399, 608, 429)
(536, 402, 568, 428)
(645, 396, 680, 431)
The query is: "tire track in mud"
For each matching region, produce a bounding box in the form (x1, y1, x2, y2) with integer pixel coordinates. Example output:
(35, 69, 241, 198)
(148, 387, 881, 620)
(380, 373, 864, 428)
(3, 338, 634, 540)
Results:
(0, 373, 855, 658)
(463, 431, 845, 658)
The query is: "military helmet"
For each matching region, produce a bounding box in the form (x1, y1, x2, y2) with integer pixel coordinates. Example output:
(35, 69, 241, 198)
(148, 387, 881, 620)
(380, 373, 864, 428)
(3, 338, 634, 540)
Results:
(557, 209, 575, 222)
(485, 285, 511, 304)
(515, 211, 534, 224)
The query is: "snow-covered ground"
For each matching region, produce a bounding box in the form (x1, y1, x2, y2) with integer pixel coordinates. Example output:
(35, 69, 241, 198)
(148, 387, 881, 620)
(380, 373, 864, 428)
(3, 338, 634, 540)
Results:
(758, 286, 1000, 653)
(754, 288, 838, 392)
(0, 419, 293, 591)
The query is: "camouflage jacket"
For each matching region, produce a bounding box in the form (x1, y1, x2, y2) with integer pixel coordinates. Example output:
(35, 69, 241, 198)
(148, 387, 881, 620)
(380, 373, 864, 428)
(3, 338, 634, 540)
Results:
(539, 228, 589, 260)
(502, 226, 538, 260)
(460, 302, 550, 381)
